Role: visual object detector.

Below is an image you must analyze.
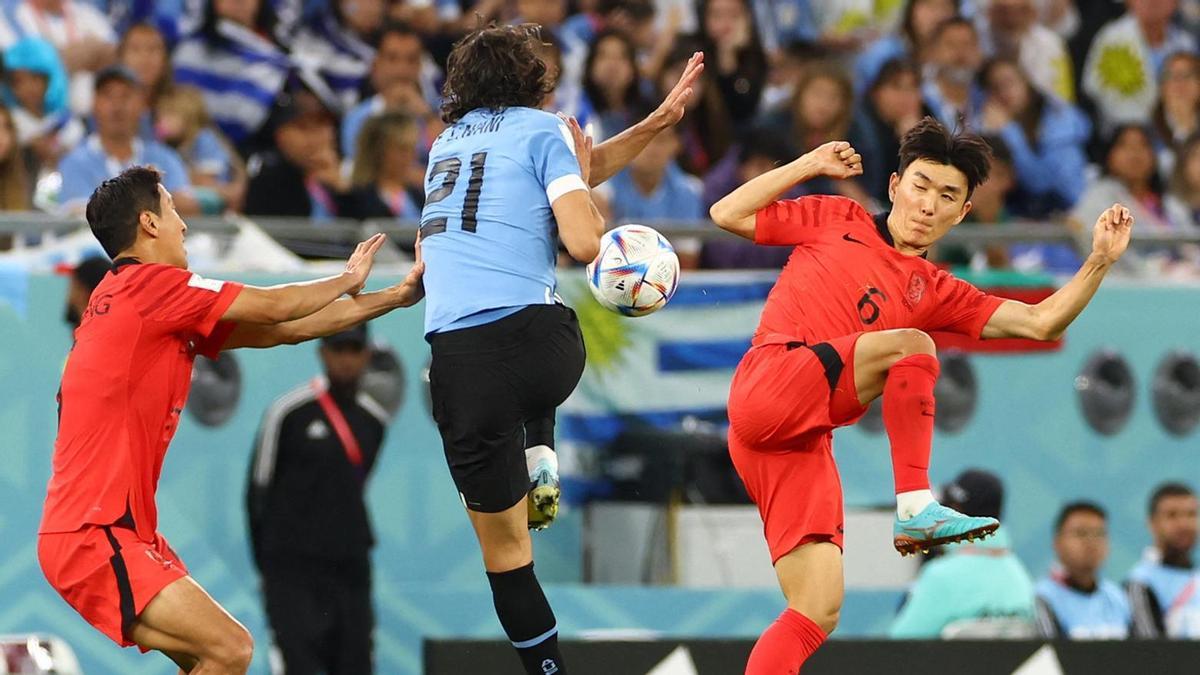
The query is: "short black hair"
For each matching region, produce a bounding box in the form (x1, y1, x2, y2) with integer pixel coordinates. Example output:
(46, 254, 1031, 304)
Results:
(870, 57, 920, 93)
(378, 20, 420, 46)
(440, 23, 553, 123)
(897, 116, 992, 198)
(1054, 501, 1107, 534)
(85, 166, 163, 259)
(1149, 482, 1196, 517)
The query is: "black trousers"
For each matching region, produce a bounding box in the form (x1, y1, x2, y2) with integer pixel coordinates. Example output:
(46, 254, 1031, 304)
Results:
(261, 557, 373, 675)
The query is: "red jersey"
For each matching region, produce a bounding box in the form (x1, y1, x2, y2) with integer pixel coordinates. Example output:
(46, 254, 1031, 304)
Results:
(752, 195, 1004, 346)
(40, 260, 243, 540)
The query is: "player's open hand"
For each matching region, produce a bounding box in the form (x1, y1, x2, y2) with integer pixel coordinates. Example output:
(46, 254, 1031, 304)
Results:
(344, 233, 387, 296)
(804, 141, 863, 180)
(649, 51, 704, 130)
(560, 113, 593, 186)
(1091, 203, 1134, 265)
(391, 231, 425, 307)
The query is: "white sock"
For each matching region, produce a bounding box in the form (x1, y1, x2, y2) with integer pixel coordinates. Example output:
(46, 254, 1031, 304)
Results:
(896, 489, 935, 520)
(525, 445, 557, 476)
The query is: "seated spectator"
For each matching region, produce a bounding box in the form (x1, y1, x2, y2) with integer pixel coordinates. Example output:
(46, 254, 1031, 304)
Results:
(1152, 52, 1199, 174)
(155, 85, 246, 214)
(602, 121, 703, 223)
(0, 104, 31, 212)
(1169, 135, 1200, 227)
(1082, 0, 1197, 132)
(854, 0, 957, 96)
(173, 0, 293, 147)
(1035, 501, 1131, 639)
(244, 90, 350, 219)
(923, 16, 986, 130)
(3, 37, 82, 179)
(340, 23, 438, 164)
(1127, 482, 1200, 638)
(977, 57, 1090, 217)
(758, 40, 827, 115)
(0, 0, 118, 116)
(581, 29, 647, 140)
(977, 0, 1075, 102)
(292, 0, 387, 112)
(57, 65, 196, 215)
(344, 112, 424, 222)
(890, 469, 1037, 639)
(1073, 125, 1193, 236)
(698, 0, 766, 125)
(656, 40, 732, 177)
(850, 58, 928, 205)
(118, 21, 172, 135)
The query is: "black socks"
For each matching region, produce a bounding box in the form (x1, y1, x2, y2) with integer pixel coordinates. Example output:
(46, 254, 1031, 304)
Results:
(486, 562, 566, 674)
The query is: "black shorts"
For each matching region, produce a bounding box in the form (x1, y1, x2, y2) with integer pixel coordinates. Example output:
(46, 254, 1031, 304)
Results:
(429, 304, 586, 512)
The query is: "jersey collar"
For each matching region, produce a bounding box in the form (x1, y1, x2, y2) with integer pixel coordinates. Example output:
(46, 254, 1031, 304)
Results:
(112, 257, 141, 274)
(873, 211, 928, 259)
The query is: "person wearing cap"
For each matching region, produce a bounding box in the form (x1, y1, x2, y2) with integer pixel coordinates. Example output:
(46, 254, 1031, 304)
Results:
(246, 322, 391, 674)
(62, 254, 111, 327)
(890, 469, 1037, 638)
(56, 65, 198, 215)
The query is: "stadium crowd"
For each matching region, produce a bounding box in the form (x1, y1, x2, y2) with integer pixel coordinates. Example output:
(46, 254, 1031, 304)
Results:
(0, 0, 1195, 273)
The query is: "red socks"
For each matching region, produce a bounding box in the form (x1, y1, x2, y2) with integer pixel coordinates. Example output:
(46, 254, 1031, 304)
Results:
(883, 353, 940, 494)
(744, 609, 827, 674)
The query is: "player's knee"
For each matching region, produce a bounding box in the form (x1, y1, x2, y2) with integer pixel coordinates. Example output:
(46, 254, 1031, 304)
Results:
(890, 328, 936, 362)
(209, 624, 253, 671)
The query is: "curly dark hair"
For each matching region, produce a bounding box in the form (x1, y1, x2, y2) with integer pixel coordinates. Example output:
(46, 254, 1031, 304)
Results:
(440, 24, 554, 124)
(898, 116, 992, 198)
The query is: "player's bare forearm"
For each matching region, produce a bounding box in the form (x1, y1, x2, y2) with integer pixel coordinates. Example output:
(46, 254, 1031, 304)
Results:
(589, 118, 666, 187)
(982, 254, 1112, 340)
(709, 156, 823, 240)
(226, 274, 359, 325)
(224, 288, 407, 349)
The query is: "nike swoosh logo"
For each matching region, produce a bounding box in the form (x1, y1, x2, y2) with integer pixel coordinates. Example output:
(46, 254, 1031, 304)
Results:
(843, 233, 868, 246)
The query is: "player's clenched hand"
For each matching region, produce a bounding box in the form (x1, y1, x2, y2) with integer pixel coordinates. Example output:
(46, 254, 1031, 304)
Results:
(344, 233, 387, 296)
(1091, 203, 1134, 265)
(560, 113, 593, 186)
(390, 231, 425, 307)
(803, 141, 863, 180)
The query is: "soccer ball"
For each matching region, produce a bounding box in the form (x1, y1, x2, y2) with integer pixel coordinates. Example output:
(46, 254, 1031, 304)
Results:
(585, 225, 680, 317)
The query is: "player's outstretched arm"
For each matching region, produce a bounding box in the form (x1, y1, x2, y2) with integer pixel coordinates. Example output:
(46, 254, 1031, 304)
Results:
(224, 236, 425, 349)
(221, 233, 387, 326)
(587, 52, 704, 187)
(555, 116, 605, 262)
(982, 204, 1133, 341)
(709, 141, 863, 240)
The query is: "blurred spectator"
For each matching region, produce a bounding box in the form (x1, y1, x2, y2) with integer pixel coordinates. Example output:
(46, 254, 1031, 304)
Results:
(601, 120, 703, 222)
(1035, 501, 1131, 639)
(702, 123, 797, 209)
(244, 89, 350, 219)
(118, 21, 171, 119)
(292, 0, 387, 112)
(581, 29, 647, 140)
(1127, 482, 1200, 638)
(698, 0, 767, 124)
(155, 84, 246, 213)
(341, 23, 438, 163)
(855, 0, 957, 95)
(890, 469, 1037, 638)
(785, 68, 854, 152)
(2, 37, 82, 179)
(1168, 135, 1200, 226)
(0, 0, 118, 116)
(1152, 51, 1199, 174)
(977, 56, 1090, 216)
(1082, 0, 1197, 132)
(0, 104, 31, 212)
(749, 0, 818, 56)
(57, 65, 196, 214)
(657, 41, 732, 177)
(560, 0, 657, 64)
(850, 58, 928, 205)
(922, 16, 986, 129)
(936, 134, 1016, 269)
(344, 112, 424, 221)
(976, 0, 1075, 102)
(759, 40, 827, 114)
(174, 0, 293, 146)
(247, 324, 390, 675)
(62, 254, 111, 328)
(1072, 124, 1193, 235)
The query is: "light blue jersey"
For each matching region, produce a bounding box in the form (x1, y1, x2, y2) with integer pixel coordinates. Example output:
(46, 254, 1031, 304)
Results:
(420, 107, 585, 337)
(1035, 574, 1130, 639)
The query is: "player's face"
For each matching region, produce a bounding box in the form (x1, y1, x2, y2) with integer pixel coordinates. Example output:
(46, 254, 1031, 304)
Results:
(1151, 495, 1199, 556)
(1054, 511, 1109, 576)
(151, 185, 189, 268)
(888, 159, 972, 251)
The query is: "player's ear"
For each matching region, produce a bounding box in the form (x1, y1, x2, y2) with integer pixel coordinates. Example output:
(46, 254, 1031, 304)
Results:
(138, 209, 159, 239)
(954, 200, 973, 226)
(887, 172, 899, 202)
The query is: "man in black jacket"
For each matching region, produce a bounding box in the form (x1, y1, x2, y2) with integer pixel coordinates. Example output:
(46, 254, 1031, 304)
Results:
(247, 323, 390, 674)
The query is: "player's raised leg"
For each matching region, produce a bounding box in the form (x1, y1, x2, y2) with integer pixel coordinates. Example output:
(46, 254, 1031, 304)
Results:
(745, 541, 841, 675)
(127, 576, 253, 674)
(525, 414, 560, 530)
(852, 328, 999, 554)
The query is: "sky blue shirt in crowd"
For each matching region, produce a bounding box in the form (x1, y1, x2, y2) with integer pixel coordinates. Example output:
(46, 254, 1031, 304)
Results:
(58, 135, 191, 212)
(890, 529, 1037, 638)
(1035, 574, 1130, 639)
(1128, 548, 1200, 637)
(606, 162, 703, 224)
(419, 107, 585, 337)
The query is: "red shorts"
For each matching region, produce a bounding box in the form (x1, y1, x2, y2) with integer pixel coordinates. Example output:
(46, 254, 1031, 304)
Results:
(727, 333, 867, 562)
(38, 525, 188, 649)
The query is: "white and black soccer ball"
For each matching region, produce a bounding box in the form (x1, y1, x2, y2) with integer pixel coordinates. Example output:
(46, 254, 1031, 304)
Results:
(585, 225, 680, 317)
